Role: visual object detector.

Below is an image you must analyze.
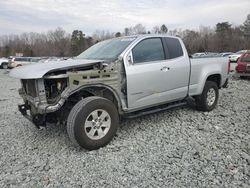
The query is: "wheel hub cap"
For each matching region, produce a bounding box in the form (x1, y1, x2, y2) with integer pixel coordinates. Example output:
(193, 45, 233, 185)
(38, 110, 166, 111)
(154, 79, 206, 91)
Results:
(207, 88, 216, 106)
(84, 109, 111, 140)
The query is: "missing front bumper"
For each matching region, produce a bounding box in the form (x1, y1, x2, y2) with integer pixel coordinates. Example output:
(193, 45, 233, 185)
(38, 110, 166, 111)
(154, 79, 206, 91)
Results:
(18, 104, 46, 129)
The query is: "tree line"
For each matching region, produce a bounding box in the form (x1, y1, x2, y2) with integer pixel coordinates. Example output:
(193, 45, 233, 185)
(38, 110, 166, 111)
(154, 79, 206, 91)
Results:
(0, 14, 250, 57)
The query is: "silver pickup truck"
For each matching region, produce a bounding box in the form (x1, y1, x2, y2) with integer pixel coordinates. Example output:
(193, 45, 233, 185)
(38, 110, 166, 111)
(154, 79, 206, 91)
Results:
(10, 35, 229, 150)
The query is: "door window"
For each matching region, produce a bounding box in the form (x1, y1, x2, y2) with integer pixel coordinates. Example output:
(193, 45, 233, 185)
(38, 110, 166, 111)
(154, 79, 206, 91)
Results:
(132, 38, 165, 64)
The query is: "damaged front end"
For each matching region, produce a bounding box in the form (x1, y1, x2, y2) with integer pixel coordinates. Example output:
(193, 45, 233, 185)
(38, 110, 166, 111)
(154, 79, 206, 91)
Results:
(18, 75, 69, 128)
(9, 37, 136, 129)
(14, 60, 125, 128)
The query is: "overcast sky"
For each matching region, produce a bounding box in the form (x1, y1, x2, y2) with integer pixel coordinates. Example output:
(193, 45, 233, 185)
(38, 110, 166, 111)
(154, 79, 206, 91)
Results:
(0, 0, 249, 35)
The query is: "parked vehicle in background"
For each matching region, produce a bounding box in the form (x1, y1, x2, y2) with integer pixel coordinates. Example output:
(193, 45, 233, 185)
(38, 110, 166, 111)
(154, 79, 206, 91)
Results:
(191, 52, 206, 58)
(205, 52, 219, 57)
(0, 58, 8, 69)
(236, 51, 250, 78)
(229, 50, 247, 62)
(191, 52, 222, 58)
(38, 57, 69, 63)
(219, 52, 233, 57)
(10, 35, 229, 150)
(8, 57, 42, 69)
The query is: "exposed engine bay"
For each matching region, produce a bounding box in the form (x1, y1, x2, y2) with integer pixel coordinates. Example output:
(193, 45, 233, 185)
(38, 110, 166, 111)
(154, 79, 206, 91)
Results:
(44, 78, 68, 104)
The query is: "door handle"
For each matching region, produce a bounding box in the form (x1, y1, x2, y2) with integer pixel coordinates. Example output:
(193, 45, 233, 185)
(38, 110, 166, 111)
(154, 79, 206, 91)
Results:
(160, 66, 170, 72)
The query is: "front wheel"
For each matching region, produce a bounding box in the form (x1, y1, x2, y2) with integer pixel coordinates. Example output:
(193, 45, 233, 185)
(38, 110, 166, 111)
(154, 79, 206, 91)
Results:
(2, 63, 8, 69)
(195, 81, 219, 112)
(67, 96, 119, 150)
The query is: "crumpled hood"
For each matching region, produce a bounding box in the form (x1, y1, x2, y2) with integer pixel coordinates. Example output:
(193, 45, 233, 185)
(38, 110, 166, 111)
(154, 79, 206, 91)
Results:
(9, 59, 103, 79)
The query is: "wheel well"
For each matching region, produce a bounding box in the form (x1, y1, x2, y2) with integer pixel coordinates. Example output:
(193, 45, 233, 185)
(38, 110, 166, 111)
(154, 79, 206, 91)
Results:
(206, 74, 221, 88)
(67, 86, 119, 109)
(55, 86, 120, 123)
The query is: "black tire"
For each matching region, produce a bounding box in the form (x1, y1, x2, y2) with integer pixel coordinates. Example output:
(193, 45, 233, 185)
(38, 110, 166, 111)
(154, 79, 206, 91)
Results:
(2, 63, 8, 69)
(67, 96, 119, 150)
(195, 81, 219, 112)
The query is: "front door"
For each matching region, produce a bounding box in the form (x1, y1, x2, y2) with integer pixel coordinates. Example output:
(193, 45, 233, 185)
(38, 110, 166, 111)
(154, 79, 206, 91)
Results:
(125, 37, 189, 110)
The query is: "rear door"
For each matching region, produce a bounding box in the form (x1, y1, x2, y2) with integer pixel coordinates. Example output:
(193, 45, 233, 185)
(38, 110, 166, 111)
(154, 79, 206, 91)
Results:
(125, 37, 190, 110)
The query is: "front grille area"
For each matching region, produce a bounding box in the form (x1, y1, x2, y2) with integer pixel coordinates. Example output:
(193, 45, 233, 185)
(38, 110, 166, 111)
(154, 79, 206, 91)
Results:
(22, 79, 37, 97)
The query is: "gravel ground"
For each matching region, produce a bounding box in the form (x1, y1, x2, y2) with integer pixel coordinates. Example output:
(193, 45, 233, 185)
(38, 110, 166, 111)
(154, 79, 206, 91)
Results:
(0, 69, 249, 187)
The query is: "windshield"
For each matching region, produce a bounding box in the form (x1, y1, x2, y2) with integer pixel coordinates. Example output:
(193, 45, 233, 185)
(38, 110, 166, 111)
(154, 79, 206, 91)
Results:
(76, 37, 136, 61)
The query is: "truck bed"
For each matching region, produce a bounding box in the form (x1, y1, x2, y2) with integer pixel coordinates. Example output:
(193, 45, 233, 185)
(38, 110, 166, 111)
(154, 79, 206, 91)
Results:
(189, 57, 229, 96)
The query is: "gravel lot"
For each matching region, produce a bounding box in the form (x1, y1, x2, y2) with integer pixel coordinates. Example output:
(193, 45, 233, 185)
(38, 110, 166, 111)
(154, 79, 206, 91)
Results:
(0, 69, 249, 187)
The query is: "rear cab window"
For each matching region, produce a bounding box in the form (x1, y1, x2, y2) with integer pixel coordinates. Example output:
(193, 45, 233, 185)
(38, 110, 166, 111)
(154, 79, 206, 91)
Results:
(163, 37, 184, 59)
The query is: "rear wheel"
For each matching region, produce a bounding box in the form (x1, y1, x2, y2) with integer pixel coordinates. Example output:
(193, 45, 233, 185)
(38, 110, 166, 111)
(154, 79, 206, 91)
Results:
(67, 96, 119, 150)
(196, 81, 219, 112)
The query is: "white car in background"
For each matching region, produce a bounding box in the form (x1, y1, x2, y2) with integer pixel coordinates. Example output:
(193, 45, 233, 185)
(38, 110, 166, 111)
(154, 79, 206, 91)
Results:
(219, 52, 233, 57)
(38, 57, 70, 63)
(229, 50, 247, 62)
(0, 58, 8, 69)
(8, 57, 42, 68)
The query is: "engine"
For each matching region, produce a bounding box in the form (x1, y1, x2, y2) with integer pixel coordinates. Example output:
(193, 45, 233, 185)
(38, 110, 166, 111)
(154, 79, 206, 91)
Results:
(44, 78, 68, 104)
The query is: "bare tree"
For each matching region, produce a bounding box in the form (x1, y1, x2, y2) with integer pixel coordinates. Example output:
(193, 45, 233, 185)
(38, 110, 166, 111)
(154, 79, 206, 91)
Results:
(123, 24, 146, 35)
(132, 24, 146, 34)
(92, 30, 114, 41)
(152, 26, 160, 34)
(242, 14, 250, 48)
(124, 28, 129, 36)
